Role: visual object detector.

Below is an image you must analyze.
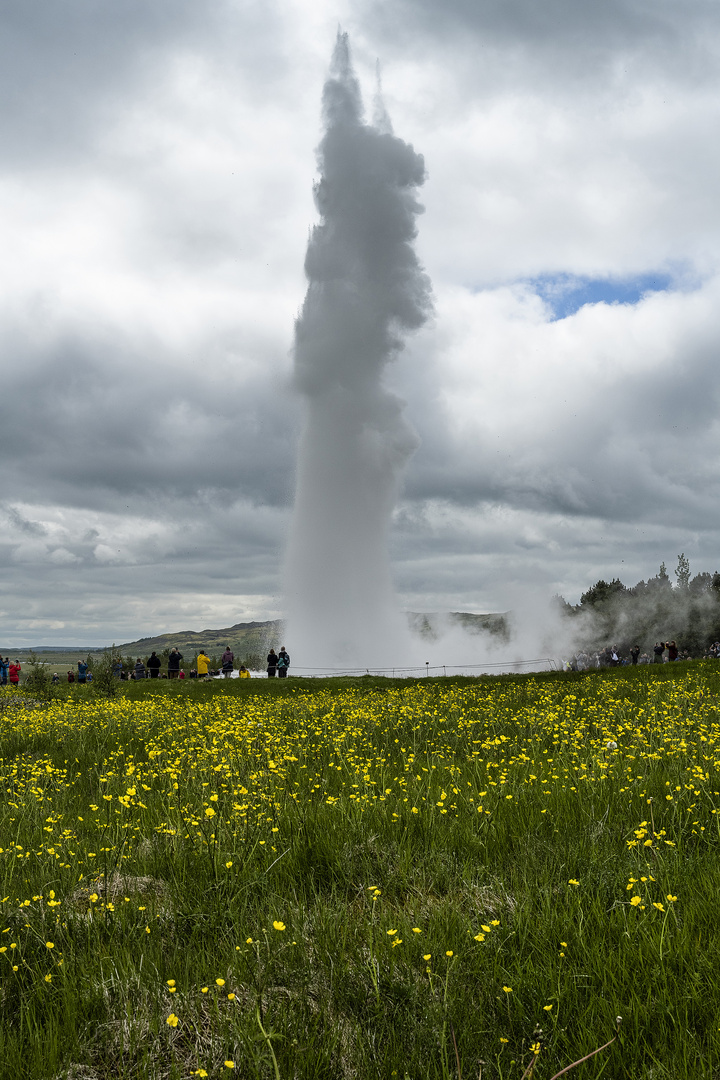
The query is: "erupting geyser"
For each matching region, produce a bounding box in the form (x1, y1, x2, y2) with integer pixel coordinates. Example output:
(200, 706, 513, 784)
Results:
(285, 32, 432, 669)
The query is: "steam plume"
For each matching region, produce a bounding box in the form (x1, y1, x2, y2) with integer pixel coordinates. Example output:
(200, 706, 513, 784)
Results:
(285, 33, 431, 668)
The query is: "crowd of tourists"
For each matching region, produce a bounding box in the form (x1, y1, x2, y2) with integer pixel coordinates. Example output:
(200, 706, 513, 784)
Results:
(124, 646, 260, 680)
(564, 640, 697, 669)
(106, 644, 290, 681)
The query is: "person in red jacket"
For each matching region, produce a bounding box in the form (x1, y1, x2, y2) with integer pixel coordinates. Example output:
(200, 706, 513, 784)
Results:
(8, 660, 21, 685)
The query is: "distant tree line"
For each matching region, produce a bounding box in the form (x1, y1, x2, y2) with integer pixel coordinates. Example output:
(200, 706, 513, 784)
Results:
(554, 555, 720, 656)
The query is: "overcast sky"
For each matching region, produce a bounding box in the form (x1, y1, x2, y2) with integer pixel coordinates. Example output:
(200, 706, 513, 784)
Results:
(2, 0, 720, 647)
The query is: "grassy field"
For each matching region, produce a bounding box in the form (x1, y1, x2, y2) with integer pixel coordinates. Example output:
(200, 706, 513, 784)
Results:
(2, 665, 720, 1079)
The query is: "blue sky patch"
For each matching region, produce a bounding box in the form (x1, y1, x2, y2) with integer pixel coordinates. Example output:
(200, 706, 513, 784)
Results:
(531, 272, 674, 320)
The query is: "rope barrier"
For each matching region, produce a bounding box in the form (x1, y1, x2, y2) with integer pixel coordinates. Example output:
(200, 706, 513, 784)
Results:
(287, 658, 560, 678)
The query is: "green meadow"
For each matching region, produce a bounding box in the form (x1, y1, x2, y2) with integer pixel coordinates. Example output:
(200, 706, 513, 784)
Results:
(2, 664, 720, 1079)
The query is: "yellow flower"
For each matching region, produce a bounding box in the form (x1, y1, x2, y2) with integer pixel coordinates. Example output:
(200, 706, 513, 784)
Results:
(225, 861, 233, 869)
(423, 954, 431, 961)
(273, 921, 286, 931)
(630, 896, 642, 907)
(228, 993, 236, 1000)
(201, 987, 208, 993)
(412, 927, 421, 933)
(216, 978, 225, 986)
(166, 1013, 179, 1027)
(667, 894, 678, 902)
(502, 986, 512, 993)
(204, 807, 216, 818)
(568, 879, 580, 886)
(653, 902, 665, 912)
(387, 929, 397, 936)
(45, 942, 54, 949)
(44, 973, 52, 982)
(543, 1004, 553, 1011)
(224, 1063, 235, 1070)
(445, 950, 453, 957)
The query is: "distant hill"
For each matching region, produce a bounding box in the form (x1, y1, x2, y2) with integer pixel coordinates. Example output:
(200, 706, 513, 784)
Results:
(408, 611, 509, 641)
(117, 620, 284, 659)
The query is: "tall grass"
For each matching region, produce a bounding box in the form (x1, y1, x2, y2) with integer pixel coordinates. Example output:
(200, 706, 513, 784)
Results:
(2, 664, 720, 1078)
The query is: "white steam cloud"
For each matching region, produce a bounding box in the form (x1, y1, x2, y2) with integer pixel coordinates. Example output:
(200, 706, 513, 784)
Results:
(285, 33, 432, 669)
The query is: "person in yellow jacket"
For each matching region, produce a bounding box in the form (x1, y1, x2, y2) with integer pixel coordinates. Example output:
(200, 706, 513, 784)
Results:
(238, 665, 251, 679)
(196, 649, 211, 678)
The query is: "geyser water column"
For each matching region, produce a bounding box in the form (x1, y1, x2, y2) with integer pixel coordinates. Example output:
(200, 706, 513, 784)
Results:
(285, 33, 432, 669)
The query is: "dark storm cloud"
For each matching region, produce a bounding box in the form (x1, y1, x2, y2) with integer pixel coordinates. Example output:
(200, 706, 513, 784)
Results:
(1, 324, 298, 510)
(0, 0, 291, 165)
(367, 0, 719, 83)
(0, 0, 198, 162)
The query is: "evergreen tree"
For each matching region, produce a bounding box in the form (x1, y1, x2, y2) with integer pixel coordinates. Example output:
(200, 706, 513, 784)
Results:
(675, 553, 690, 591)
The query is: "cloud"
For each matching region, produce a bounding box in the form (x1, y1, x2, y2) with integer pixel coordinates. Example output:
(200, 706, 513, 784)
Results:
(367, 0, 720, 85)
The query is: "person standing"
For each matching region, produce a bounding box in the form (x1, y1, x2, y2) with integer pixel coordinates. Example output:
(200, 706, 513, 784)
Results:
(77, 660, 89, 685)
(221, 646, 234, 678)
(147, 651, 161, 679)
(134, 657, 146, 680)
(630, 645, 640, 665)
(197, 649, 211, 679)
(8, 660, 21, 685)
(277, 646, 290, 678)
(168, 648, 183, 679)
(266, 648, 278, 677)
(668, 640, 678, 661)
(653, 642, 664, 665)
(0, 656, 8, 685)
